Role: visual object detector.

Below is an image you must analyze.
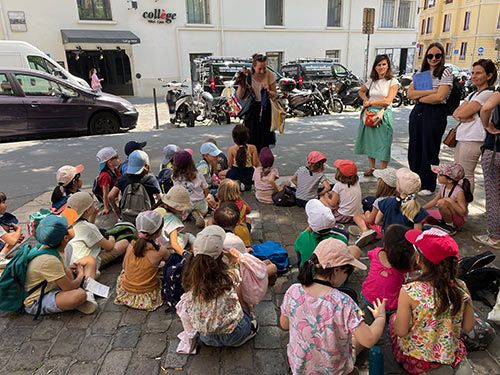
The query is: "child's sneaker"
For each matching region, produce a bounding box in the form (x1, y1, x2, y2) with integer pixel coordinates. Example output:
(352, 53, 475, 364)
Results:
(425, 221, 457, 236)
(234, 319, 259, 347)
(348, 225, 361, 237)
(77, 291, 98, 315)
(355, 229, 377, 248)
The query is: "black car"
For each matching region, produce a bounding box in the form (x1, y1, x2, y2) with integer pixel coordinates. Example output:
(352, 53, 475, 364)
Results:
(0, 69, 138, 140)
(281, 58, 352, 90)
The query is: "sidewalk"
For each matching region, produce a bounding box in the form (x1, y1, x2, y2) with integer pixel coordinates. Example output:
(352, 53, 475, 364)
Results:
(1, 176, 499, 374)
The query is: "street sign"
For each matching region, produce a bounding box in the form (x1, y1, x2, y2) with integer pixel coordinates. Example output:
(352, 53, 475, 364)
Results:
(362, 8, 375, 35)
(478, 46, 484, 54)
(453, 49, 459, 55)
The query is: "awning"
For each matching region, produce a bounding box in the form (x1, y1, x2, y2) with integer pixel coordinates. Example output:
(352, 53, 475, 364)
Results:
(61, 29, 140, 45)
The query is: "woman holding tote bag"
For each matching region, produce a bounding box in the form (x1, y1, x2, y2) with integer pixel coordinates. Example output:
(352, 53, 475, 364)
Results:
(355, 55, 399, 176)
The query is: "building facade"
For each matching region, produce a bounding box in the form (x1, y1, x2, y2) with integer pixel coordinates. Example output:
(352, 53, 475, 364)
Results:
(416, 0, 500, 70)
(0, 0, 419, 96)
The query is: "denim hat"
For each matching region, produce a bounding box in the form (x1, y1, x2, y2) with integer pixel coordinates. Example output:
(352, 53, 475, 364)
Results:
(96, 147, 118, 172)
(162, 144, 179, 164)
(35, 215, 69, 248)
(124, 141, 147, 156)
(127, 150, 149, 175)
(200, 142, 222, 157)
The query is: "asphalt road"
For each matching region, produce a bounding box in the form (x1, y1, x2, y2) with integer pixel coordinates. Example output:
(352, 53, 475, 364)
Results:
(0, 106, 422, 211)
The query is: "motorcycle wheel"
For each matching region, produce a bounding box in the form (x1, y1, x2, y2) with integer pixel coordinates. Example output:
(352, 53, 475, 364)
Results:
(329, 99, 343, 113)
(186, 112, 196, 128)
(392, 93, 403, 108)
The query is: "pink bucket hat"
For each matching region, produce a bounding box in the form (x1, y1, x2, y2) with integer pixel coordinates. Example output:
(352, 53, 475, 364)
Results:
(431, 162, 465, 182)
(314, 238, 367, 270)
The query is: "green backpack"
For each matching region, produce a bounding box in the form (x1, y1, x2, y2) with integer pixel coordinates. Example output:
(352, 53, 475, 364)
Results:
(0, 243, 60, 319)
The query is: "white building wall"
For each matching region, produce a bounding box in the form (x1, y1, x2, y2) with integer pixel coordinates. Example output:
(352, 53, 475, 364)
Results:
(0, 0, 418, 97)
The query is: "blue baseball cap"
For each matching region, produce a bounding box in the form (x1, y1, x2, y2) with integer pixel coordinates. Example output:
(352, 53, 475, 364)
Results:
(127, 150, 150, 175)
(200, 142, 222, 157)
(35, 215, 69, 247)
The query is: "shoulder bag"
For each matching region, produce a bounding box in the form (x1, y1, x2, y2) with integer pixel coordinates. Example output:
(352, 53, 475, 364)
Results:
(361, 80, 384, 127)
(267, 71, 287, 133)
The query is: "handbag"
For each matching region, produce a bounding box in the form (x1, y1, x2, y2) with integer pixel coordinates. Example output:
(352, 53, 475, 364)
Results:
(272, 186, 296, 207)
(363, 107, 385, 127)
(267, 72, 287, 134)
(443, 125, 459, 148)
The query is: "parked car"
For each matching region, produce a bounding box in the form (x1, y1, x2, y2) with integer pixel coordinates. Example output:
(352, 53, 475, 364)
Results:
(281, 58, 352, 90)
(0, 69, 138, 140)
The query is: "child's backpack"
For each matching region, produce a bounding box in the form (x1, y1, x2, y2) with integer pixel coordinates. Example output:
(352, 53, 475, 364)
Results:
(157, 168, 174, 194)
(0, 243, 60, 319)
(162, 252, 189, 313)
(120, 178, 151, 224)
(459, 251, 500, 307)
(250, 241, 290, 274)
(461, 314, 496, 351)
(28, 209, 54, 236)
(272, 186, 296, 207)
(92, 169, 118, 203)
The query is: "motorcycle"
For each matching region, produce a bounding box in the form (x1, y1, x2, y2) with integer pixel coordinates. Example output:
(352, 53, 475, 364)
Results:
(333, 77, 363, 112)
(322, 81, 343, 113)
(163, 79, 197, 127)
(192, 82, 215, 122)
(310, 83, 330, 115)
(284, 87, 318, 117)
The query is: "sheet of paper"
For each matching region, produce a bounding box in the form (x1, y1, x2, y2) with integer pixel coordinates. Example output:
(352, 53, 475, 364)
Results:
(83, 278, 110, 298)
(413, 70, 433, 90)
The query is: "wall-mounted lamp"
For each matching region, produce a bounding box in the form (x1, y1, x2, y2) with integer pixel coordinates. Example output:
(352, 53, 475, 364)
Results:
(97, 46, 104, 60)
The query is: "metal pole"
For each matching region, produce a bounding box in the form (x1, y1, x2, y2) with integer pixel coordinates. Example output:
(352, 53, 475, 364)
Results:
(153, 88, 159, 130)
(364, 34, 371, 81)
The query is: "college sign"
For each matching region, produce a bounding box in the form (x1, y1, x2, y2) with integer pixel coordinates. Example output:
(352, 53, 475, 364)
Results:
(142, 9, 177, 24)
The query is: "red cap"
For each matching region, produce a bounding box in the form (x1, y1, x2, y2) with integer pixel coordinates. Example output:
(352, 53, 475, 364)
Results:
(405, 228, 459, 265)
(334, 159, 358, 177)
(307, 151, 327, 164)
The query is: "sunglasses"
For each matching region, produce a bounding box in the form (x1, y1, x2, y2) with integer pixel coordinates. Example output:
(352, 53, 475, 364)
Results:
(426, 53, 443, 60)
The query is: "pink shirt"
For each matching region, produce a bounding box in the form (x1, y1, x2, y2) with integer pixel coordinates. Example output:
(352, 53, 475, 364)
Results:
(91, 73, 102, 90)
(281, 283, 363, 375)
(252, 166, 279, 203)
(361, 247, 406, 310)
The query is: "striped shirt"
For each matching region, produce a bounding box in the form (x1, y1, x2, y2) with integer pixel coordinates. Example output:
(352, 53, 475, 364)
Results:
(294, 166, 326, 201)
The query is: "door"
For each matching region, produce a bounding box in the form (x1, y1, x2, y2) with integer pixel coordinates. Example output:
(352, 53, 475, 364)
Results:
(0, 73, 28, 139)
(399, 49, 408, 75)
(15, 73, 86, 134)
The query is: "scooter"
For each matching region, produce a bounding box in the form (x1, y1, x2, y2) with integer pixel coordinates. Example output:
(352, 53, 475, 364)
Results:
(163, 79, 197, 127)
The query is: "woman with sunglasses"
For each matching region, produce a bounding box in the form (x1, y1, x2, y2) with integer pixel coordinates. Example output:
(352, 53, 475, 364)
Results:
(407, 43, 453, 196)
(51, 164, 84, 214)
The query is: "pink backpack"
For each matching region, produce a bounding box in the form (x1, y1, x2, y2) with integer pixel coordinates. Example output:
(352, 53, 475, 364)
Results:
(239, 254, 268, 308)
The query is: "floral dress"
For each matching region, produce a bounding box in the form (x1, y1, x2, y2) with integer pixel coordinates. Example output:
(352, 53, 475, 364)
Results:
(389, 280, 469, 374)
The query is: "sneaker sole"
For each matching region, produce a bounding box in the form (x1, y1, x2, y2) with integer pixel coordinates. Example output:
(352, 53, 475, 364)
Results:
(355, 231, 377, 248)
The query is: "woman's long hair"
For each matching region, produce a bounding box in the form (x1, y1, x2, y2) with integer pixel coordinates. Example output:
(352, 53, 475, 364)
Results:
(182, 253, 237, 301)
(416, 256, 464, 316)
(420, 42, 446, 77)
(232, 125, 250, 167)
(369, 54, 393, 81)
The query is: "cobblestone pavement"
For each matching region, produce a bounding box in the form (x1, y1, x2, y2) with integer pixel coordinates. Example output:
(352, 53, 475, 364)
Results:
(1, 175, 499, 375)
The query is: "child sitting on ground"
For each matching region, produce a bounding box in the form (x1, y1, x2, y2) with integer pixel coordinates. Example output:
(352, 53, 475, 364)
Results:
(154, 185, 195, 256)
(291, 151, 331, 208)
(361, 224, 414, 314)
(160, 144, 179, 171)
(198, 141, 228, 190)
(252, 147, 280, 204)
(423, 162, 473, 235)
(114, 211, 169, 311)
(352, 167, 397, 247)
(375, 168, 429, 232)
(227, 125, 260, 190)
(176, 225, 259, 348)
(0, 192, 24, 258)
(172, 150, 209, 228)
(67, 192, 129, 279)
(390, 228, 474, 374)
(321, 160, 362, 225)
(295, 199, 358, 267)
(24, 214, 96, 316)
(51, 164, 84, 213)
(121, 141, 147, 175)
(95, 147, 121, 215)
(217, 179, 252, 246)
(281, 238, 386, 375)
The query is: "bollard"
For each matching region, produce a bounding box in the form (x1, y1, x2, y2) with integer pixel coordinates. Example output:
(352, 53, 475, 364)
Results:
(153, 88, 159, 130)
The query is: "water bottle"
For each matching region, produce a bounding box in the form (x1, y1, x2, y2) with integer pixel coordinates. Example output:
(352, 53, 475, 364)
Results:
(369, 345, 384, 375)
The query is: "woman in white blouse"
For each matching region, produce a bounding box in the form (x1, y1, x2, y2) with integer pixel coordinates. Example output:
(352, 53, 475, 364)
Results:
(355, 55, 399, 176)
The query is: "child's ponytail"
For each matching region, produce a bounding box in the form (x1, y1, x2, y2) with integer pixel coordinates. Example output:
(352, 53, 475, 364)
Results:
(133, 234, 159, 257)
(232, 125, 250, 168)
(461, 178, 474, 203)
(51, 185, 65, 204)
(398, 194, 421, 222)
(298, 254, 319, 286)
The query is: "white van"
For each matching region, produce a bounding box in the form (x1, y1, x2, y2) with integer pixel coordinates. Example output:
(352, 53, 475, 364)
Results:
(0, 40, 90, 89)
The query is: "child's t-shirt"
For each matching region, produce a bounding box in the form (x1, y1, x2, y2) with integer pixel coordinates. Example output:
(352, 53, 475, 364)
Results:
(158, 212, 190, 250)
(294, 229, 348, 266)
(294, 166, 326, 201)
(24, 254, 65, 307)
(281, 283, 363, 375)
(332, 182, 362, 217)
(253, 167, 279, 203)
(378, 197, 428, 231)
(173, 172, 208, 202)
(69, 220, 105, 267)
(97, 168, 120, 191)
(361, 247, 406, 310)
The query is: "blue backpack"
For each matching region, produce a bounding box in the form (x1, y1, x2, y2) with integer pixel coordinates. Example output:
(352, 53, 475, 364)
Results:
(250, 241, 290, 274)
(0, 243, 61, 319)
(157, 168, 174, 194)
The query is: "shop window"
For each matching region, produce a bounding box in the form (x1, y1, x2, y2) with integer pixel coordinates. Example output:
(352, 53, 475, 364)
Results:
(77, 0, 112, 21)
(327, 0, 342, 27)
(381, 0, 415, 29)
(326, 50, 341, 63)
(445, 43, 452, 59)
(266, 0, 283, 26)
(463, 11, 470, 31)
(443, 14, 451, 32)
(186, 0, 210, 24)
(459, 42, 467, 61)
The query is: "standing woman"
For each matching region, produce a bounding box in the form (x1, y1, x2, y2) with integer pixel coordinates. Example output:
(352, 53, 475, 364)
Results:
(407, 43, 453, 196)
(453, 59, 497, 193)
(355, 55, 399, 175)
(90, 68, 104, 93)
(236, 53, 277, 152)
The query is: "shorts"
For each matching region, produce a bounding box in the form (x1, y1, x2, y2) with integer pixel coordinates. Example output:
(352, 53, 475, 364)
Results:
(25, 289, 62, 316)
(427, 209, 466, 229)
(199, 310, 252, 347)
(331, 206, 354, 224)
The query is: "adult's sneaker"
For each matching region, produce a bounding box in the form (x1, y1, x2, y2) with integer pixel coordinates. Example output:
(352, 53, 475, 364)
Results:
(418, 189, 434, 197)
(473, 235, 500, 250)
(355, 229, 377, 248)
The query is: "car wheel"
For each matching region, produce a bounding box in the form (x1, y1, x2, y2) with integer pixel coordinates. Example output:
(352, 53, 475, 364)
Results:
(89, 112, 120, 135)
